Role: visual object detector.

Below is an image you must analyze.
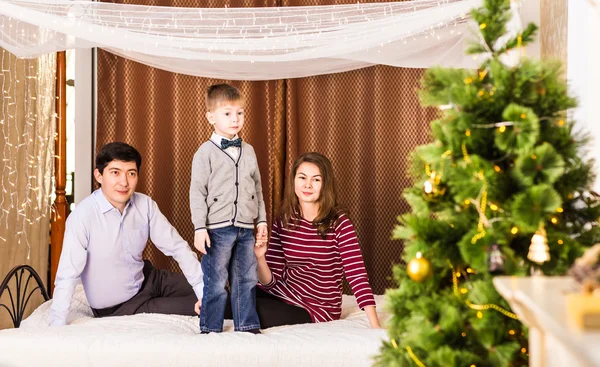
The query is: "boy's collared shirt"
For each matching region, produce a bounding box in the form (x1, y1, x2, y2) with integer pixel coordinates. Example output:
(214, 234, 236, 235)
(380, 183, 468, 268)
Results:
(211, 132, 240, 160)
(50, 189, 204, 326)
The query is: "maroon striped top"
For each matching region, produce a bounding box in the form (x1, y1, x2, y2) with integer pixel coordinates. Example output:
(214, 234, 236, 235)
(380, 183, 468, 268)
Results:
(260, 213, 376, 322)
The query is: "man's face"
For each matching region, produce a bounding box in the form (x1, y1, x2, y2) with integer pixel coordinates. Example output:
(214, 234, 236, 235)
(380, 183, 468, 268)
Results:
(94, 160, 138, 212)
(206, 101, 245, 139)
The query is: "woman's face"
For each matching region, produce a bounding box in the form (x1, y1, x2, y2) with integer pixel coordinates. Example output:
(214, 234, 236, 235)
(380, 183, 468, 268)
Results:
(294, 162, 322, 206)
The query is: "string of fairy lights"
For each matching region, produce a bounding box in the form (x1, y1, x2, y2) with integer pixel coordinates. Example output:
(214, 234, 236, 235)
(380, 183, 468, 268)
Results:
(0, 0, 477, 79)
(0, 47, 55, 259)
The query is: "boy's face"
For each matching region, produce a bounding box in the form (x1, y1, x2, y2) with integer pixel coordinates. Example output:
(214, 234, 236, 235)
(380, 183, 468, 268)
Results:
(206, 101, 245, 139)
(93, 160, 138, 213)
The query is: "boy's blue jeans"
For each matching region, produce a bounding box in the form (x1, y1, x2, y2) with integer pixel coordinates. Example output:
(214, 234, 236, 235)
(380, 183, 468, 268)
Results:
(199, 226, 260, 332)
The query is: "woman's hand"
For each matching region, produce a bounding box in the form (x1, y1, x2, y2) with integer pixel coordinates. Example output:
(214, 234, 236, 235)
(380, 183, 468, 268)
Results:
(364, 305, 382, 329)
(255, 241, 273, 285)
(254, 240, 268, 259)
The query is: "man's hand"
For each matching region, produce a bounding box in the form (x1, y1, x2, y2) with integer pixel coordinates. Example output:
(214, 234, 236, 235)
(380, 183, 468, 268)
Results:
(194, 299, 202, 315)
(194, 231, 211, 254)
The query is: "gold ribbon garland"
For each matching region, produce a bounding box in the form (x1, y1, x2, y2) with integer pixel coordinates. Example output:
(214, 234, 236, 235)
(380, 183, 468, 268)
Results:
(390, 338, 428, 367)
(448, 261, 518, 319)
(406, 346, 427, 367)
(425, 150, 452, 183)
(471, 177, 488, 244)
(461, 142, 471, 163)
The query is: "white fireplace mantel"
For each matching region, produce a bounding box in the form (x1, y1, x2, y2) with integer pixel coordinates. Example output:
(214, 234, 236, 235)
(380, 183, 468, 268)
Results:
(493, 276, 600, 367)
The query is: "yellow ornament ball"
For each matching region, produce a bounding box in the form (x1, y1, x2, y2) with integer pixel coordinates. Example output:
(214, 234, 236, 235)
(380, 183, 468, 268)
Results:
(407, 252, 433, 282)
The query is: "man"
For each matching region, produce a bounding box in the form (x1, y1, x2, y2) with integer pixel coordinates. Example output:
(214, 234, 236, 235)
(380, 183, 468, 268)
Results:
(50, 142, 203, 326)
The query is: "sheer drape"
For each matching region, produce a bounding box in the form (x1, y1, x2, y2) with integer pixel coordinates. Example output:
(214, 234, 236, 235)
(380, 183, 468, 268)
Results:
(0, 49, 55, 329)
(0, 0, 480, 79)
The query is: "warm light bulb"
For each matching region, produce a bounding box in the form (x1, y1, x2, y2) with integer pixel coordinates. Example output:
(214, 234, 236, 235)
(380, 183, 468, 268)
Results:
(423, 180, 433, 194)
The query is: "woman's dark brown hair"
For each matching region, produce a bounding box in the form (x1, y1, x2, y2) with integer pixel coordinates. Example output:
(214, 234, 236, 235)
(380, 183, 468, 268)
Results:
(279, 152, 341, 238)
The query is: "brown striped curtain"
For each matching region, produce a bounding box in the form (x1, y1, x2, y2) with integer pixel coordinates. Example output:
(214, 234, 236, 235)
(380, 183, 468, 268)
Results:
(96, 0, 438, 294)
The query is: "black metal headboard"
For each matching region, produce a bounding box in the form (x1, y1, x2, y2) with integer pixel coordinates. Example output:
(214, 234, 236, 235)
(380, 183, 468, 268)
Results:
(0, 265, 50, 328)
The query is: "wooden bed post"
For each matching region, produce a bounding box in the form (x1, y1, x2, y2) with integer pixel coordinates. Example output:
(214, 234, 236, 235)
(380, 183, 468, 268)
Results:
(50, 51, 69, 296)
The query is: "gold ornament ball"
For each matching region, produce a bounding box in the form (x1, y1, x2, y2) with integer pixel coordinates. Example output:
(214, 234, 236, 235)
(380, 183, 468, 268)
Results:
(407, 252, 433, 282)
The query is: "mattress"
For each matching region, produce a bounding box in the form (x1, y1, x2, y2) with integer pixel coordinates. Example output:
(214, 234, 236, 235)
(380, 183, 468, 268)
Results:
(0, 285, 389, 367)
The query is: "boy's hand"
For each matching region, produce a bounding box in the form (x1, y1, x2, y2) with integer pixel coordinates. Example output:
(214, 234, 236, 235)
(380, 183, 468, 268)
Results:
(254, 226, 268, 259)
(256, 225, 268, 245)
(194, 231, 211, 254)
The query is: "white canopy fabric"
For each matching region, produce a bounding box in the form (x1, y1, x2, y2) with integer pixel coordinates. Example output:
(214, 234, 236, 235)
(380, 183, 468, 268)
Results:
(0, 0, 512, 80)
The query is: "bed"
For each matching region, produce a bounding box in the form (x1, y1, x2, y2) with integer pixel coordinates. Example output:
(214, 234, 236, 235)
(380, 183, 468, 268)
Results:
(0, 273, 389, 367)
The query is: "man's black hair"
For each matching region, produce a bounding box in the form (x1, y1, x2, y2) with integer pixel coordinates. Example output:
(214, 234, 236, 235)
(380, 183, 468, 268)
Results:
(95, 142, 142, 174)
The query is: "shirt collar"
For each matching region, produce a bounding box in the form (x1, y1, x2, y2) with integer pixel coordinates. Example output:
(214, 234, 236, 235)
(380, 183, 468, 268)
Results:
(210, 132, 239, 145)
(93, 188, 134, 214)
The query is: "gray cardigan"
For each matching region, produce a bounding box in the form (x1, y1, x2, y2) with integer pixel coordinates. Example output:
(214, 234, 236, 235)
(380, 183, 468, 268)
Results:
(190, 140, 267, 230)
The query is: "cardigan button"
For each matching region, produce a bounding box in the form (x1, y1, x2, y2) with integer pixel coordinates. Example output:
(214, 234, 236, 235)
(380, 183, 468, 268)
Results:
(213, 198, 218, 202)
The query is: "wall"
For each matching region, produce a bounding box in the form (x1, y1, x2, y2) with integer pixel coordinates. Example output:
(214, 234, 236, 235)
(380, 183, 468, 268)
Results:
(568, 0, 600, 191)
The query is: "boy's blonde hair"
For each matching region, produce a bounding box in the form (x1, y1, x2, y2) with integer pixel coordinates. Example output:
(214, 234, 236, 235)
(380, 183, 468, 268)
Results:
(206, 84, 244, 111)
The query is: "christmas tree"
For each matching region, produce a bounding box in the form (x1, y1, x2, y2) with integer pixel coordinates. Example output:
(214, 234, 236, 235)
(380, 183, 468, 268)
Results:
(377, 0, 600, 366)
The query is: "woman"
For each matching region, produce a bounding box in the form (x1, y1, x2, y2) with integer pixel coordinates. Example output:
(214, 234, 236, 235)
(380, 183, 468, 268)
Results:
(254, 152, 381, 329)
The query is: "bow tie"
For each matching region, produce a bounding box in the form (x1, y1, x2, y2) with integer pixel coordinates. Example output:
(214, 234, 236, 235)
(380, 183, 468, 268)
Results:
(221, 138, 242, 149)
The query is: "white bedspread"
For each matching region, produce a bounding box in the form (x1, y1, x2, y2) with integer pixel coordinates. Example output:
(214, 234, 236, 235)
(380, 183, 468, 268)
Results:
(0, 285, 389, 367)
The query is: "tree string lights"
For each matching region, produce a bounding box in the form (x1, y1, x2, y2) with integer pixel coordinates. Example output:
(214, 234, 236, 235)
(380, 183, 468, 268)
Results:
(0, 47, 55, 259)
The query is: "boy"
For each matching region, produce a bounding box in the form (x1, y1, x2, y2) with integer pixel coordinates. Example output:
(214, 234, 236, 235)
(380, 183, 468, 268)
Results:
(190, 84, 267, 333)
(51, 142, 204, 326)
